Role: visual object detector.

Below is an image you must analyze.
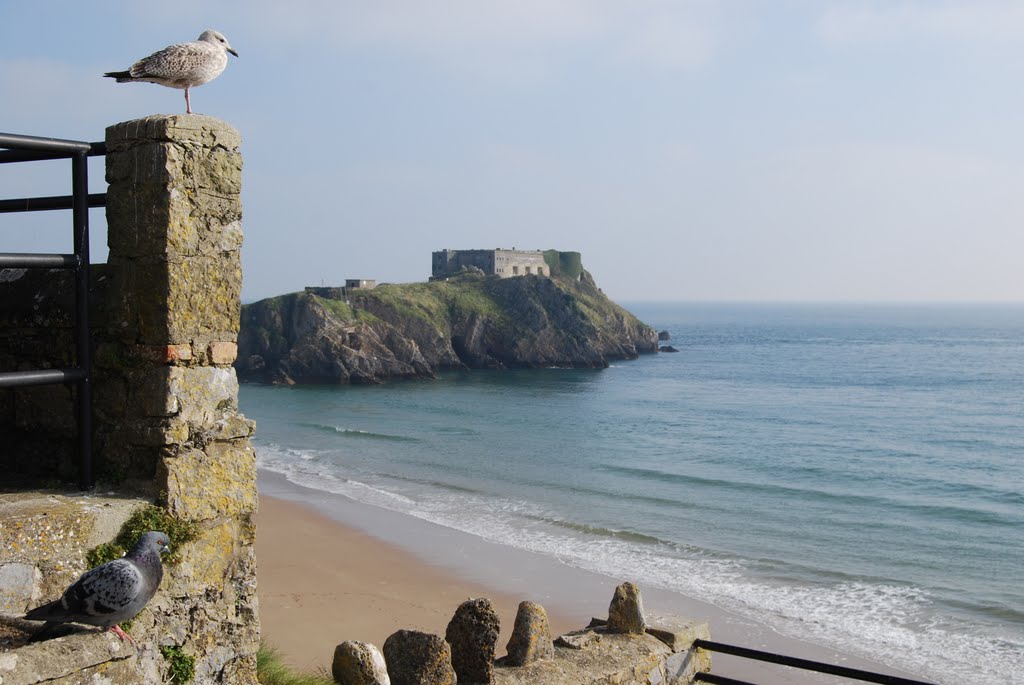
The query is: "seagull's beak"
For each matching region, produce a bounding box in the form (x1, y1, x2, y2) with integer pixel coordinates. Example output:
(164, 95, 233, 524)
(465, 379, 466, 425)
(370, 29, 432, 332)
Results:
(228, 47, 239, 58)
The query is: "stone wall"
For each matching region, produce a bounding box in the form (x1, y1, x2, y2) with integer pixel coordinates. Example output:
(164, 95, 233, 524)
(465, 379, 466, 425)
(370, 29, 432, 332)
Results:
(0, 115, 259, 683)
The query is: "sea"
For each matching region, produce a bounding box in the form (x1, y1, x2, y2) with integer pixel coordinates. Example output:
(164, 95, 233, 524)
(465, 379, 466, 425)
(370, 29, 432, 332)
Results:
(240, 302, 1024, 685)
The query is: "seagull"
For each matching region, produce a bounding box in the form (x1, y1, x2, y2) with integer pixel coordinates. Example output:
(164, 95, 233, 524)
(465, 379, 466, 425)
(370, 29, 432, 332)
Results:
(23, 531, 170, 643)
(104, 30, 238, 114)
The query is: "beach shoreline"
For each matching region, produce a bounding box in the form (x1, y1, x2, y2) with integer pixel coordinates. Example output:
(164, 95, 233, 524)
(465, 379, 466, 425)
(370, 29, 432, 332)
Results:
(255, 470, 926, 684)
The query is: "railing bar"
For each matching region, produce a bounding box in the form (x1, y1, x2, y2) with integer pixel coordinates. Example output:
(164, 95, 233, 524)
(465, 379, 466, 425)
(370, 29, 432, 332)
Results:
(694, 674, 759, 685)
(0, 193, 106, 213)
(0, 368, 87, 388)
(693, 641, 937, 685)
(0, 253, 80, 268)
(0, 150, 69, 163)
(0, 140, 105, 163)
(0, 132, 93, 154)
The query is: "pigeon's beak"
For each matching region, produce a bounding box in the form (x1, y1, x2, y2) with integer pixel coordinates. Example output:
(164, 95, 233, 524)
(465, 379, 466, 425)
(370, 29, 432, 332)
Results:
(161, 543, 171, 555)
(228, 47, 239, 58)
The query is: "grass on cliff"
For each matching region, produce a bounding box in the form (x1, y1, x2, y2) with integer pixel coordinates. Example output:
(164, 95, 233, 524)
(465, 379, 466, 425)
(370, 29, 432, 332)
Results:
(257, 646, 333, 685)
(314, 295, 380, 324)
(368, 277, 507, 327)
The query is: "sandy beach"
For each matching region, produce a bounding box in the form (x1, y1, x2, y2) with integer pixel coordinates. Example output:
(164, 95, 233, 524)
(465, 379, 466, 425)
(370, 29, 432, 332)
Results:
(255, 494, 581, 669)
(255, 471, 928, 684)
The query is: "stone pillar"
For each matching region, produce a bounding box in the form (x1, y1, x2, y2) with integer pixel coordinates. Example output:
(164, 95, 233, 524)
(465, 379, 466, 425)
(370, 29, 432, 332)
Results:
(100, 115, 259, 684)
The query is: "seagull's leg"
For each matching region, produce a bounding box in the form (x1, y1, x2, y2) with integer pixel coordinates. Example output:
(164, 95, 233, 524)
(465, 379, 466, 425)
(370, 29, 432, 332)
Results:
(109, 623, 136, 645)
(184, 87, 192, 114)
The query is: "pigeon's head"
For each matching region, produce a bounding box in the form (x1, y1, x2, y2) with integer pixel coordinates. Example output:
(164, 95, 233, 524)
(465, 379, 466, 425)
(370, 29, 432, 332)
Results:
(199, 29, 238, 58)
(133, 531, 171, 558)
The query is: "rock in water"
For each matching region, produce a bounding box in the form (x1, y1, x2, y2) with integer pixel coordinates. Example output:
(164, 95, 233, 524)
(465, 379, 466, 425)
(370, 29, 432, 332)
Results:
(504, 600, 554, 666)
(23, 531, 170, 643)
(104, 30, 238, 114)
(383, 630, 455, 685)
(333, 640, 391, 685)
(445, 598, 500, 683)
(607, 581, 647, 634)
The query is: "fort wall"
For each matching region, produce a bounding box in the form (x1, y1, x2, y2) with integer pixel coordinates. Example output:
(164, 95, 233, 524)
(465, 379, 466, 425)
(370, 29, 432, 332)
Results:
(432, 248, 549, 279)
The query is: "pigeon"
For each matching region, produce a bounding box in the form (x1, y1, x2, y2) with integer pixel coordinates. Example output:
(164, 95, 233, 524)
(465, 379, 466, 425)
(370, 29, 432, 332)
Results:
(24, 531, 170, 643)
(104, 30, 238, 114)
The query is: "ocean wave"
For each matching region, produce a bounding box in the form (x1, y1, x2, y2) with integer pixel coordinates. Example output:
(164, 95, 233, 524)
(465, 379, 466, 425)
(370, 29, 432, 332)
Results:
(257, 452, 1022, 684)
(597, 463, 1023, 527)
(298, 422, 421, 442)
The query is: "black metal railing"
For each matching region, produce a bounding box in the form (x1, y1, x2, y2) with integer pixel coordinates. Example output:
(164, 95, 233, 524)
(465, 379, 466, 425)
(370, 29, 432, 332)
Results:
(693, 640, 938, 685)
(0, 132, 106, 489)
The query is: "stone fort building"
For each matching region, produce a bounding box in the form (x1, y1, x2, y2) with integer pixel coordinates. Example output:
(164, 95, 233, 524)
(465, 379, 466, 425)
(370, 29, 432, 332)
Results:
(432, 248, 549, 279)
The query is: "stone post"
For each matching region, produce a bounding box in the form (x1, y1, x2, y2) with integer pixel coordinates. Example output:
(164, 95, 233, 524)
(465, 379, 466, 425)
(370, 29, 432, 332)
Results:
(100, 114, 259, 684)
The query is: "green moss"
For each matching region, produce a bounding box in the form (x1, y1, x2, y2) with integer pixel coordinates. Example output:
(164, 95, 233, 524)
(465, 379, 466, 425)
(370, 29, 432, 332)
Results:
(161, 645, 196, 684)
(85, 504, 199, 568)
(257, 645, 334, 685)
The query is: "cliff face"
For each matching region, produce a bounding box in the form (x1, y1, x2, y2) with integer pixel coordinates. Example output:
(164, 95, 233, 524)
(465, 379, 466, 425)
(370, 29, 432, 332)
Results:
(237, 270, 657, 384)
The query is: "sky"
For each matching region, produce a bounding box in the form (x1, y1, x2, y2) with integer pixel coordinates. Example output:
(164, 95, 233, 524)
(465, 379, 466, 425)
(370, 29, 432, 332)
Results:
(1, 1, 1022, 303)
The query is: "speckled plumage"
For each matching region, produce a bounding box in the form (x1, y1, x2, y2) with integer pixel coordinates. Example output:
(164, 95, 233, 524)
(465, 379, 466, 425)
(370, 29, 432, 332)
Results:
(104, 30, 237, 114)
(24, 531, 170, 642)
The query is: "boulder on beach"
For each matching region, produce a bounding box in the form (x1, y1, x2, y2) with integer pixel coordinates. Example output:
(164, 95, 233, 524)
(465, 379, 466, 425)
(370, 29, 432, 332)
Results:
(383, 630, 456, 685)
(332, 640, 390, 685)
(504, 600, 554, 666)
(607, 581, 647, 634)
(445, 598, 500, 683)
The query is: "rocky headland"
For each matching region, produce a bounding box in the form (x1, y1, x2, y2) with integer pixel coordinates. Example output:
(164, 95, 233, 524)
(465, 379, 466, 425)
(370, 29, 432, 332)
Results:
(236, 255, 658, 384)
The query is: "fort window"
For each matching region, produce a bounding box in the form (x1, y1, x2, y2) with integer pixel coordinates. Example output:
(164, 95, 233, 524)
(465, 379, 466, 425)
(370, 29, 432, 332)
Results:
(513, 266, 519, 275)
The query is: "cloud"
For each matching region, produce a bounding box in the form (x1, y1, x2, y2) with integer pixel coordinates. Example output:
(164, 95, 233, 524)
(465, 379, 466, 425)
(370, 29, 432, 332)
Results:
(817, 0, 1024, 46)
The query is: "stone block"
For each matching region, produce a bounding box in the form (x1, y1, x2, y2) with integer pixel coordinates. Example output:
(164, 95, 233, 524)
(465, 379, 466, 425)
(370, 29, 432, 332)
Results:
(645, 615, 711, 653)
(166, 366, 239, 424)
(209, 341, 239, 365)
(134, 343, 195, 364)
(161, 442, 257, 521)
(205, 415, 256, 442)
(0, 562, 41, 614)
(166, 517, 255, 600)
(165, 254, 242, 342)
(0, 632, 136, 685)
(106, 114, 241, 153)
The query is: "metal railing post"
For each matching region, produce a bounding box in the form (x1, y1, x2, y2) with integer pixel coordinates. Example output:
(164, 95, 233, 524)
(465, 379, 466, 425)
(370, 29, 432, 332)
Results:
(71, 150, 93, 489)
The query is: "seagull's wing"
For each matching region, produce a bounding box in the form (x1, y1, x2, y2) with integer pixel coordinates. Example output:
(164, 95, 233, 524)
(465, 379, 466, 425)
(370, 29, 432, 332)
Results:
(131, 42, 212, 80)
